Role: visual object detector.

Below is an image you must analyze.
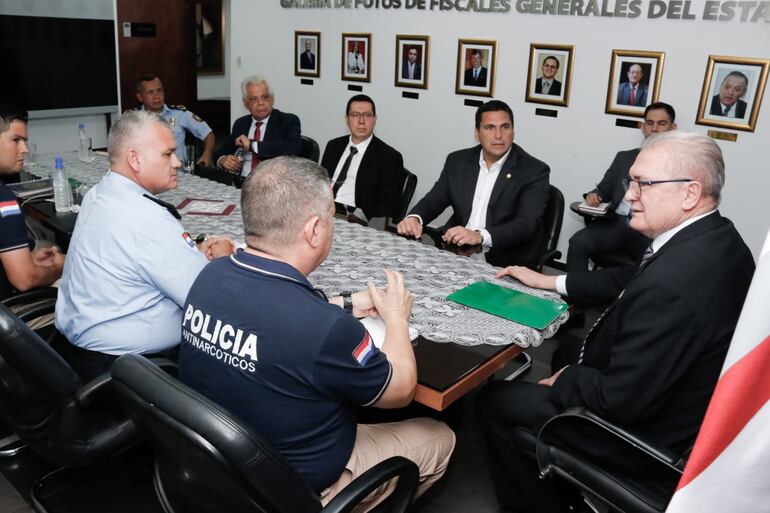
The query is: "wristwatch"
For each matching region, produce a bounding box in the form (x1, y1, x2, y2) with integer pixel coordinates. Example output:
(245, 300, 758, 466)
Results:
(474, 230, 485, 245)
(195, 233, 209, 244)
(340, 291, 353, 312)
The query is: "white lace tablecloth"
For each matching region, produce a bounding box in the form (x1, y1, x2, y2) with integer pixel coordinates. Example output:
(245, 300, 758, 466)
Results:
(36, 153, 568, 347)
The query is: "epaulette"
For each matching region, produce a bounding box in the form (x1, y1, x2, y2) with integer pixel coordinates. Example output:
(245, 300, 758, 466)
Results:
(169, 104, 188, 111)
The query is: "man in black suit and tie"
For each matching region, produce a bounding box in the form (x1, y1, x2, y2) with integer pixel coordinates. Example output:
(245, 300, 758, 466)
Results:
(463, 50, 488, 87)
(477, 131, 755, 513)
(396, 100, 550, 269)
(299, 39, 316, 70)
(534, 55, 562, 96)
(567, 102, 677, 273)
(320, 95, 404, 220)
(401, 47, 422, 80)
(215, 76, 302, 182)
(709, 71, 749, 118)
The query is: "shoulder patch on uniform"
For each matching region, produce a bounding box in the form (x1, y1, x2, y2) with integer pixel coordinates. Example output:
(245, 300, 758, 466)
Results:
(192, 112, 204, 122)
(182, 232, 196, 248)
(352, 330, 375, 366)
(170, 104, 188, 111)
(0, 200, 22, 217)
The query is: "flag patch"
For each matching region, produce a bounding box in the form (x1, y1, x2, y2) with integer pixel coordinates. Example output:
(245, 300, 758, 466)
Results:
(352, 331, 375, 366)
(0, 200, 21, 218)
(182, 232, 196, 248)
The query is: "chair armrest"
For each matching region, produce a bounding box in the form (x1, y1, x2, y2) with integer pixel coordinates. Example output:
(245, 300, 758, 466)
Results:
(147, 357, 178, 371)
(321, 456, 419, 513)
(1, 286, 58, 307)
(14, 298, 56, 324)
(537, 407, 685, 474)
(75, 372, 113, 406)
(539, 249, 562, 268)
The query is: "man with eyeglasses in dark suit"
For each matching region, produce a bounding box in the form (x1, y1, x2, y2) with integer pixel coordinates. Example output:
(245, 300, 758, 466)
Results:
(320, 95, 404, 220)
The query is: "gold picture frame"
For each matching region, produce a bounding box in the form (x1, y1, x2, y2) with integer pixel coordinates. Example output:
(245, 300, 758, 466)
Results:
(394, 34, 429, 90)
(341, 33, 371, 83)
(294, 31, 320, 78)
(525, 43, 575, 108)
(695, 55, 770, 133)
(605, 49, 665, 118)
(455, 39, 497, 98)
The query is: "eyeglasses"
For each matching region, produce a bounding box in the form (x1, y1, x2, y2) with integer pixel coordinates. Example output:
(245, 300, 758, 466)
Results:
(623, 178, 693, 197)
(347, 112, 375, 120)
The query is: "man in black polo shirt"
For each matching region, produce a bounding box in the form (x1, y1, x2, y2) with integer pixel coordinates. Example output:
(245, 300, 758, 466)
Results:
(178, 156, 454, 510)
(0, 103, 64, 300)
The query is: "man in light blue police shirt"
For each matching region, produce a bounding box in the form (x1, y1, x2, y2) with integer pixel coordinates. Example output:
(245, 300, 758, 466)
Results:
(55, 110, 232, 381)
(135, 74, 215, 167)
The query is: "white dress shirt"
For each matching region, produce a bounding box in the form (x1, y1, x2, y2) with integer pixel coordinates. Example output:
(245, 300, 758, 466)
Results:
(465, 148, 512, 248)
(241, 115, 270, 177)
(719, 102, 738, 118)
(331, 135, 373, 209)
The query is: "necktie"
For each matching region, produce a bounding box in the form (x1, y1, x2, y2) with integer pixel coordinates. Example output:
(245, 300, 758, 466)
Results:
(250, 121, 263, 174)
(409, 63, 414, 79)
(332, 146, 358, 197)
(577, 244, 654, 364)
(143, 194, 181, 220)
(473, 69, 478, 80)
(723, 105, 732, 116)
(629, 86, 636, 105)
(543, 80, 551, 93)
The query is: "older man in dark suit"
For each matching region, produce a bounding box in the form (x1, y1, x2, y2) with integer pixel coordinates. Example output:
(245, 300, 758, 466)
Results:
(320, 95, 404, 220)
(709, 71, 749, 118)
(215, 76, 302, 182)
(477, 131, 755, 513)
(396, 100, 550, 269)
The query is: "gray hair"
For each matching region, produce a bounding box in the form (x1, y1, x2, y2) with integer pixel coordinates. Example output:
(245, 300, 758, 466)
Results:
(241, 76, 273, 99)
(107, 110, 171, 163)
(641, 131, 725, 205)
(241, 157, 332, 250)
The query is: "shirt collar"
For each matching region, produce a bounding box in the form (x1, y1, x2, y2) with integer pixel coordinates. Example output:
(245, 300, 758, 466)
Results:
(104, 169, 155, 197)
(229, 249, 313, 289)
(347, 134, 373, 154)
(252, 115, 270, 126)
(478, 147, 512, 175)
(651, 210, 717, 253)
(140, 104, 170, 116)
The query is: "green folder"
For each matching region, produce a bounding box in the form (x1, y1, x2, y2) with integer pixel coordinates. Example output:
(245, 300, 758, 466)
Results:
(447, 281, 568, 330)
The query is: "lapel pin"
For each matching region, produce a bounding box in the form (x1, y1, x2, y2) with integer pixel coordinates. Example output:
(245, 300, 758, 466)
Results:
(506, 173, 511, 179)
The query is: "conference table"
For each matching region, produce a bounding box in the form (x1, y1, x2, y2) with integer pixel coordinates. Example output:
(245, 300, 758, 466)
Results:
(24, 153, 569, 411)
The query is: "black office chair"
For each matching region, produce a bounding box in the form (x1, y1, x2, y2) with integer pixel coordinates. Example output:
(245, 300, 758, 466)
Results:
(300, 135, 321, 163)
(538, 185, 564, 270)
(0, 303, 139, 510)
(111, 354, 420, 513)
(384, 168, 418, 232)
(535, 408, 686, 513)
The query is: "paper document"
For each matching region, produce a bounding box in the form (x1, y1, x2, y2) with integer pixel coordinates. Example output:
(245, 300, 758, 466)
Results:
(360, 317, 418, 349)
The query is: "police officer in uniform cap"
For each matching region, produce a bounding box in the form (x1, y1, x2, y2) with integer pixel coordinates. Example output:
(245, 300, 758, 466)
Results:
(133, 74, 215, 167)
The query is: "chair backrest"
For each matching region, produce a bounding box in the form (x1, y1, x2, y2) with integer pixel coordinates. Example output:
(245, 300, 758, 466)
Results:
(300, 135, 321, 163)
(111, 354, 322, 513)
(395, 168, 418, 223)
(0, 304, 135, 467)
(541, 185, 565, 264)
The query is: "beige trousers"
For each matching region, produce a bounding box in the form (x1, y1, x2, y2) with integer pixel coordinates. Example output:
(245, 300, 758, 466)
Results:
(320, 417, 456, 512)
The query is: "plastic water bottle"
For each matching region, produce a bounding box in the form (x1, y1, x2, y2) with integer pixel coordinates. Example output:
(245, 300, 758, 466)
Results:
(78, 123, 92, 162)
(52, 157, 73, 213)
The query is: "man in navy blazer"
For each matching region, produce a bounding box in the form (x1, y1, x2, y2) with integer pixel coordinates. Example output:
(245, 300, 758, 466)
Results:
(616, 64, 648, 107)
(397, 100, 550, 269)
(401, 47, 422, 80)
(215, 76, 302, 180)
(478, 132, 755, 513)
(320, 95, 404, 220)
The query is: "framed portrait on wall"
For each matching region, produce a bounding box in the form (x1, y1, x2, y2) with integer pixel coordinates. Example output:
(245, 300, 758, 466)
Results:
(394, 34, 429, 89)
(195, 0, 225, 75)
(341, 33, 371, 82)
(525, 43, 575, 107)
(295, 31, 320, 78)
(605, 49, 665, 118)
(455, 39, 497, 97)
(695, 55, 769, 132)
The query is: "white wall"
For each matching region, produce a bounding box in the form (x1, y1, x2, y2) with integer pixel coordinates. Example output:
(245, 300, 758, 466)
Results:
(229, 1, 770, 260)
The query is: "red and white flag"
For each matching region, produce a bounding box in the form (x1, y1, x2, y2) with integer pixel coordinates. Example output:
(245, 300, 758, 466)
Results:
(666, 229, 770, 512)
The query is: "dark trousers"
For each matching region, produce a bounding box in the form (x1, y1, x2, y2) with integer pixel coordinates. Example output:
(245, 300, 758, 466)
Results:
(566, 215, 649, 273)
(476, 381, 577, 513)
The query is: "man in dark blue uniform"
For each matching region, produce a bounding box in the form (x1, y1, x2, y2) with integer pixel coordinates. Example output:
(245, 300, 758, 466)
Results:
(0, 103, 64, 300)
(179, 156, 454, 511)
